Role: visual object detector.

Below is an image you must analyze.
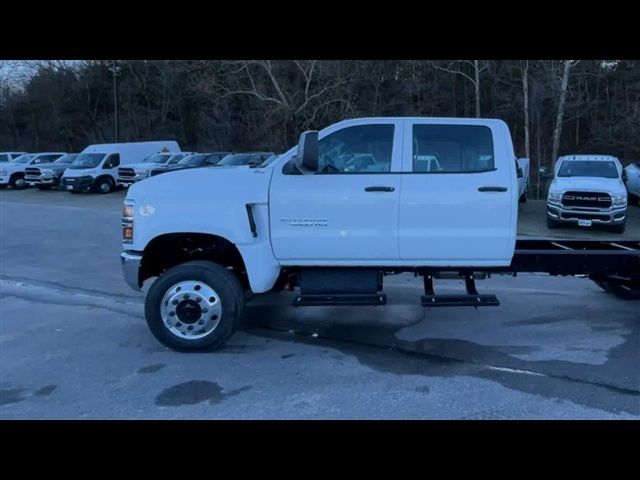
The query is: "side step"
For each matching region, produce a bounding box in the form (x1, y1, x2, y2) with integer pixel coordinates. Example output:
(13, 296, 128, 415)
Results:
(293, 293, 387, 307)
(420, 274, 500, 308)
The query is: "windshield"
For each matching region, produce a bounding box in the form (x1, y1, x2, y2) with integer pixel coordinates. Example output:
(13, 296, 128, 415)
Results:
(259, 154, 279, 167)
(54, 154, 78, 164)
(178, 154, 207, 166)
(217, 154, 262, 166)
(12, 154, 33, 164)
(558, 160, 619, 179)
(69, 153, 106, 169)
(143, 153, 172, 164)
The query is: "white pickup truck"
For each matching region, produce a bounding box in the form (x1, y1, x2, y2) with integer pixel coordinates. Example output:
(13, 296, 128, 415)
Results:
(547, 155, 628, 233)
(516, 157, 530, 203)
(120, 117, 640, 351)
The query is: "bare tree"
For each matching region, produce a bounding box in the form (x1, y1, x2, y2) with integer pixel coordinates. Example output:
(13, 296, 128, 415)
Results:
(551, 60, 580, 167)
(433, 60, 488, 117)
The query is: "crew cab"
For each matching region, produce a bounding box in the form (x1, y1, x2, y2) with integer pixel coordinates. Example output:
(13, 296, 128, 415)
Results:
(623, 160, 640, 204)
(149, 152, 231, 177)
(117, 151, 193, 187)
(25, 153, 79, 190)
(0, 152, 66, 189)
(120, 117, 640, 352)
(547, 155, 628, 233)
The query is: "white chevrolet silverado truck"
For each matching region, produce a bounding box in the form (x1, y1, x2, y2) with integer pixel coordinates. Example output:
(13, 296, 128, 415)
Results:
(547, 155, 628, 233)
(120, 117, 640, 351)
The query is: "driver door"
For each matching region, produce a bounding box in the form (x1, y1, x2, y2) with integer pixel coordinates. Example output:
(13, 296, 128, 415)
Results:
(270, 120, 403, 263)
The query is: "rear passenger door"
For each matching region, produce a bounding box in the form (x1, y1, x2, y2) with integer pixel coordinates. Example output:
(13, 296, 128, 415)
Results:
(398, 120, 515, 266)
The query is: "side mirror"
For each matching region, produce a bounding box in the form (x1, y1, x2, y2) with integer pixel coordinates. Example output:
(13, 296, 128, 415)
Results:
(295, 130, 318, 174)
(517, 167, 523, 178)
(622, 170, 628, 183)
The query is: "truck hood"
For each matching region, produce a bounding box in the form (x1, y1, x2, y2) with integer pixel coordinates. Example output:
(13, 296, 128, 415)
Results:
(550, 176, 627, 194)
(2, 162, 27, 173)
(63, 168, 100, 178)
(38, 164, 69, 173)
(122, 162, 164, 171)
(128, 166, 272, 204)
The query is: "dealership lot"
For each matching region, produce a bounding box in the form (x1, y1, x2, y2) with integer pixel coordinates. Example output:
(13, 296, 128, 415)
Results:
(1, 188, 638, 419)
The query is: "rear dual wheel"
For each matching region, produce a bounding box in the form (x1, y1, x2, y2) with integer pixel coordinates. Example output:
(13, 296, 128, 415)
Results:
(592, 277, 640, 300)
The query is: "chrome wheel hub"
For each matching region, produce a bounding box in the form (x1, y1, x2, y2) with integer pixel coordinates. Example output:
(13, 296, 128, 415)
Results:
(160, 281, 222, 340)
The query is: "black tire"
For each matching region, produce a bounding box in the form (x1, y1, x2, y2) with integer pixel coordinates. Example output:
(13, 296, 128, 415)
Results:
(37, 185, 52, 191)
(610, 222, 626, 234)
(592, 279, 614, 294)
(9, 173, 27, 190)
(606, 281, 640, 300)
(0, 184, 7, 189)
(144, 261, 246, 352)
(547, 217, 559, 229)
(95, 177, 113, 194)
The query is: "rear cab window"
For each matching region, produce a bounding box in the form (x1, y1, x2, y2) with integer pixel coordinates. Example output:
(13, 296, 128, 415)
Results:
(411, 124, 495, 173)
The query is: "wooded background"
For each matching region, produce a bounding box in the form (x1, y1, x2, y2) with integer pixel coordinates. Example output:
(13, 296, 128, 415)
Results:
(1, 60, 638, 191)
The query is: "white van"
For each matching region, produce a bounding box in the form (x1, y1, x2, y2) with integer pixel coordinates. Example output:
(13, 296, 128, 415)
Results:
(61, 141, 180, 193)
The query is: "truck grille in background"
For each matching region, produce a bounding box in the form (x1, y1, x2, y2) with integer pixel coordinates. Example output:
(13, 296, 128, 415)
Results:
(118, 168, 136, 178)
(561, 191, 611, 209)
(561, 212, 610, 221)
(25, 168, 41, 177)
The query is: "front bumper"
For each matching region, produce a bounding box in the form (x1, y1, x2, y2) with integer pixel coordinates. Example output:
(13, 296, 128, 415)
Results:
(121, 251, 142, 291)
(62, 176, 95, 191)
(117, 174, 149, 187)
(25, 175, 57, 186)
(547, 202, 626, 225)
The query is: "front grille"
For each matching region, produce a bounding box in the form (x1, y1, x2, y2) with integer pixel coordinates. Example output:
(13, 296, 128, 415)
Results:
(561, 212, 610, 221)
(118, 168, 136, 178)
(561, 191, 611, 209)
(25, 168, 41, 177)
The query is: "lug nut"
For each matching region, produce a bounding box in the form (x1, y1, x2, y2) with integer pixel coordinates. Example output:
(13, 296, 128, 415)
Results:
(183, 294, 190, 299)
(202, 308, 208, 313)
(169, 311, 175, 317)
(195, 298, 201, 303)
(172, 299, 178, 305)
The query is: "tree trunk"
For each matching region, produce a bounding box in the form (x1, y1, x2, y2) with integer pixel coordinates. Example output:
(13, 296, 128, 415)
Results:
(522, 61, 530, 158)
(474, 60, 480, 117)
(551, 60, 573, 167)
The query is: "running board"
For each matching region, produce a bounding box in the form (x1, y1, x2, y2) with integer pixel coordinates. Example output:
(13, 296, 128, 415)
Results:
(421, 294, 500, 307)
(292, 293, 387, 307)
(421, 273, 500, 308)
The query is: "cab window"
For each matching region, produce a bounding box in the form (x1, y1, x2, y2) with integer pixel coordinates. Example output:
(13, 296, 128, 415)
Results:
(412, 125, 494, 173)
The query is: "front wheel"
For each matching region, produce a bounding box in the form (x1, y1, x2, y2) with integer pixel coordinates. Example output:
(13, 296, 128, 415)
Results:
(95, 177, 113, 194)
(610, 222, 626, 234)
(9, 174, 27, 190)
(144, 261, 246, 352)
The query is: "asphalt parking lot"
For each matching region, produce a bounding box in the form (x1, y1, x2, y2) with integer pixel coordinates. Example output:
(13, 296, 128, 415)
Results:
(1, 188, 639, 419)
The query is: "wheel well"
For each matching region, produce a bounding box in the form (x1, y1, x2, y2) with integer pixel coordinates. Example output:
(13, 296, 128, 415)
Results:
(140, 233, 249, 289)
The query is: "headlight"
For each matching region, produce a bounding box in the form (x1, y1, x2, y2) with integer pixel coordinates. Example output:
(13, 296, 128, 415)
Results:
(135, 169, 149, 176)
(122, 199, 135, 243)
(612, 194, 627, 207)
(548, 191, 562, 203)
(41, 169, 54, 175)
(0, 169, 7, 175)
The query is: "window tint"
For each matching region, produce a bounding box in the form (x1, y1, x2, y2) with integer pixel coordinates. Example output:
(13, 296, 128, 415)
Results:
(412, 125, 494, 173)
(11, 153, 24, 160)
(317, 124, 394, 174)
(103, 154, 120, 169)
(0, 154, 9, 162)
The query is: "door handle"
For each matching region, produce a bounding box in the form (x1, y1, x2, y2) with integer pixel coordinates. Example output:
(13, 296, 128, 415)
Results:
(478, 186, 508, 192)
(365, 186, 395, 192)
